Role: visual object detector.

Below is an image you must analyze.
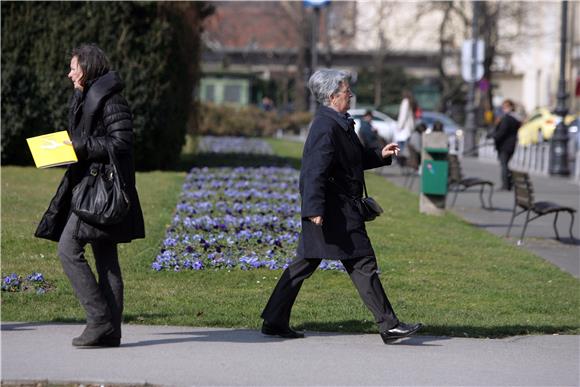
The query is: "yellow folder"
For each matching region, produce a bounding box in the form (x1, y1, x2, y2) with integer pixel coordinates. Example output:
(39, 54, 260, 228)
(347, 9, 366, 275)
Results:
(26, 131, 78, 168)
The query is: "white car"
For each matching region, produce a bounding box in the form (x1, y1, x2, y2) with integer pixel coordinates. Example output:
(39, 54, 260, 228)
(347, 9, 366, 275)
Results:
(348, 108, 397, 144)
(418, 111, 465, 156)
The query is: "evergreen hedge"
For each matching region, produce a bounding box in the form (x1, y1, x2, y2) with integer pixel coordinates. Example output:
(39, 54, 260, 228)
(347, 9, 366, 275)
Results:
(1, 1, 213, 170)
(196, 103, 313, 138)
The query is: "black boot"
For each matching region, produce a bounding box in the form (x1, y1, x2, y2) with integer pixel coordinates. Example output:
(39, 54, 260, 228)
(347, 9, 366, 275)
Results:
(72, 322, 115, 347)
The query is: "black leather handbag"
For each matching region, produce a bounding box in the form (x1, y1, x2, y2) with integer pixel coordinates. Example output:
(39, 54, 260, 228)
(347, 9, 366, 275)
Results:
(71, 138, 130, 225)
(329, 177, 384, 222)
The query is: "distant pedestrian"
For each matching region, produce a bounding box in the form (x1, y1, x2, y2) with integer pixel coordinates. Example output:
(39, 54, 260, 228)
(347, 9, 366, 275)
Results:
(395, 90, 416, 153)
(492, 99, 522, 190)
(35, 43, 145, 347)
(405, 123, 427, 168)
(261, 69, 422, 344)
(260, 96, 275, 112)
(432, 120, 444, 133)
(358, 110, 380, 149)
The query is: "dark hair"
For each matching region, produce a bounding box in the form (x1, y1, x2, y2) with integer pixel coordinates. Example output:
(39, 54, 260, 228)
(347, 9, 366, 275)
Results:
(364, 110, 373, 118)
(71, 43, 110, 86)
(402, 89, 418, 114)
(432, 121, 444, 132)
(502, 99, 515, 110)
(415, 123, 427, 133)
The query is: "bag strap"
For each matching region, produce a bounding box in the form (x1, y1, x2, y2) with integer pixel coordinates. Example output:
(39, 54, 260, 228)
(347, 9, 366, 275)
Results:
(104, 136, 127, 189)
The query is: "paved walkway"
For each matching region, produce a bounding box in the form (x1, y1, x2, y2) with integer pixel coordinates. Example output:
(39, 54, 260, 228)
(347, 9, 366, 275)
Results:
(2, 322, 579, 386)
(378, 156, 580, 278)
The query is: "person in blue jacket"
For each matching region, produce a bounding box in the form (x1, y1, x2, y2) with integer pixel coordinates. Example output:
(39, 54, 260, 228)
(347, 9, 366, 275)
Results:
(359, 110, 380, 149)
(261, 69, 422, 344)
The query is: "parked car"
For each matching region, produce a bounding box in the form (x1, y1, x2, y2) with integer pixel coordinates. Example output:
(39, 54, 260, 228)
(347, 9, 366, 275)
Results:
(348, 108, 397, 144)
(417, 111, 464, 155)
(517, 107, 577, 146)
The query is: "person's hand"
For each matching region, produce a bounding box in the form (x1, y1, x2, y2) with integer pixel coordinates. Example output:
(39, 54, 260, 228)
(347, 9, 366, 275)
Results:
(381, 142, 400, 158)
(63, 140, 72, 146)
(309, 216, 323, 226)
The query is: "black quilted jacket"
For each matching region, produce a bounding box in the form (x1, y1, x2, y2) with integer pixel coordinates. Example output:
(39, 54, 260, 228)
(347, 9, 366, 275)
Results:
(35, 71, 145, 243)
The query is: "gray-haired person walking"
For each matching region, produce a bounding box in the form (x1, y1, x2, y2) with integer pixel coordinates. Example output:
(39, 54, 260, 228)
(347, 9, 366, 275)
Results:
(260, 69, 422, 344)
(35, 44, 145, 347)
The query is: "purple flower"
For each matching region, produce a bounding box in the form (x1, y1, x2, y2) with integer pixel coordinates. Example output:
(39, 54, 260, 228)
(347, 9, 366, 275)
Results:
(153, 163, 345, 272)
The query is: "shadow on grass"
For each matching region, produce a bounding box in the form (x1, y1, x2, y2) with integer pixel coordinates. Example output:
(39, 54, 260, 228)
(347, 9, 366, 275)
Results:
(176, 152, 302, 171)
(124, 313, 180, 324)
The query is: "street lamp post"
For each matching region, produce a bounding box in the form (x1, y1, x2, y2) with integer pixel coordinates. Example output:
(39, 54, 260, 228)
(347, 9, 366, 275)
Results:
(304, 0, 330, 113)
(464, 1, 480, 156)
(549, 0, 570, 176)
(309, 5, 320, 113)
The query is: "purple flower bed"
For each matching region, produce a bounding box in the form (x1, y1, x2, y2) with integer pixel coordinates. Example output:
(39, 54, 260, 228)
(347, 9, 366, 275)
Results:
(153, 166, 345, 272)
(1, 272, 53, 294)
(198, 136, 274, 155)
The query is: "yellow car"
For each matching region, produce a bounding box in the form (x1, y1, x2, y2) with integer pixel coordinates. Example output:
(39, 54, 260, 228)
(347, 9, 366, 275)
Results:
(518, 108, 577, 145)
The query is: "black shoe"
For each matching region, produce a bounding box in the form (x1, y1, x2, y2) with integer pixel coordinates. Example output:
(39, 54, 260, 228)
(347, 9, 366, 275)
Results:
(72, 322, 115, 347)
(97, 334, 121, 347)
(261, 321, 304, 339)
(380, 322, 423, 343)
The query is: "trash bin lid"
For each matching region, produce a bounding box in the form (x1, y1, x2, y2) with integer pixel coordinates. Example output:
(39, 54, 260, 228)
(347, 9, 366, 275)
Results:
(424, 147, 448, 154)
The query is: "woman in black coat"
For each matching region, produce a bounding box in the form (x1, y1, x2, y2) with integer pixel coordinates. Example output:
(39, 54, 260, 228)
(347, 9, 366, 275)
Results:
(261, 69, 422, 344)
(493, 99, 522, 190)
(35, 44, 145, 347)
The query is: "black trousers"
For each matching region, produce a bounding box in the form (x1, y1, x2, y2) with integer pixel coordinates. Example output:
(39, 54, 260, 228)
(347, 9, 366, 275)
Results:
(57, 213, 123, 337)
(498, 150, 514, 190)
(261, 256, 399, 332)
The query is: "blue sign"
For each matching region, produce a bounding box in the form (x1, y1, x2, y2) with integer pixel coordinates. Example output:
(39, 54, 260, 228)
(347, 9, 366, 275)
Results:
(304, 0, 330, 8)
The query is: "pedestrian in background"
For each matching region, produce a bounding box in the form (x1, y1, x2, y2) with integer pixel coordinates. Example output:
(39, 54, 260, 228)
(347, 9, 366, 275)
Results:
(358, 110, 380, 149)
(35, 43, 145, 347)
(395, 90, 416, 153)
(406, 122, 427, 167)
(261, 69, 422, 344)
(492, 99, 521, 190)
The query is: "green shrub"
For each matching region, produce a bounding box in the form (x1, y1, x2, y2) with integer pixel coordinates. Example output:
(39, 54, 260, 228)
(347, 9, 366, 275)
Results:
(1, 2, 213, 170)
(195, 103, 313, 137)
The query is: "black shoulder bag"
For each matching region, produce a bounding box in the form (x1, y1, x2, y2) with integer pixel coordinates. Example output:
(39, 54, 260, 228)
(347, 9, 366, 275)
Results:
(329, 177, 384, 222)
(71, 138, 131, 225)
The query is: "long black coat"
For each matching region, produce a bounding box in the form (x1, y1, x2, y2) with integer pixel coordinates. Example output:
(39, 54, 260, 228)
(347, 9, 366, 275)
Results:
(297, 105, 392, 260)
(35, 71, 145, 243)
(493, 113, 521, 155)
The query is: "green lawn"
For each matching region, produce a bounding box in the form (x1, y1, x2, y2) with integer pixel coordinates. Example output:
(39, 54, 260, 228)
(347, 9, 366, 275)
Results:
(2, 138, 579, 337)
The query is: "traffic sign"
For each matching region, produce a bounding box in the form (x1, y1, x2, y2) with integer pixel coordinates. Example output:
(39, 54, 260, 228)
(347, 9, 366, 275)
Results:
(461, 39, 484, 82)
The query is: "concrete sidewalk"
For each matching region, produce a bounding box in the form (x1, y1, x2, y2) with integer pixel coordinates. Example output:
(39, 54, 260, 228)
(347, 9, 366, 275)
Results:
(378, 156, 580, 278)
(2, 322, 579, 386)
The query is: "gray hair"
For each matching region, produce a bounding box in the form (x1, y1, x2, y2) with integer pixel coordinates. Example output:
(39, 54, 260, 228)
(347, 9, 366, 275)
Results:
(308, 69, 351, 106)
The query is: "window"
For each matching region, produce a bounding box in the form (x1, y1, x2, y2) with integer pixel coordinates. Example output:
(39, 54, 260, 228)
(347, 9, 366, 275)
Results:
(205, 84, 215, 102)
(224, 84, 242, 103)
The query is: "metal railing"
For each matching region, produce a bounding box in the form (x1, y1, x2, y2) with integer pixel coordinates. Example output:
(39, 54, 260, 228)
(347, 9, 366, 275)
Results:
(478, 138, 580, 181)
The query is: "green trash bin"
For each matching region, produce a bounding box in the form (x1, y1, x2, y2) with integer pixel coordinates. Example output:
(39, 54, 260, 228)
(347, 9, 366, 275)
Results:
(421, 147, 448, 195)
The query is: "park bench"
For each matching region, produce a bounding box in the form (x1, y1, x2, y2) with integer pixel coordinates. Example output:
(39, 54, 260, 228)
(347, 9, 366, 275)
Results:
(447, 154, 494, 209)
(506, 170, 576, 244)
